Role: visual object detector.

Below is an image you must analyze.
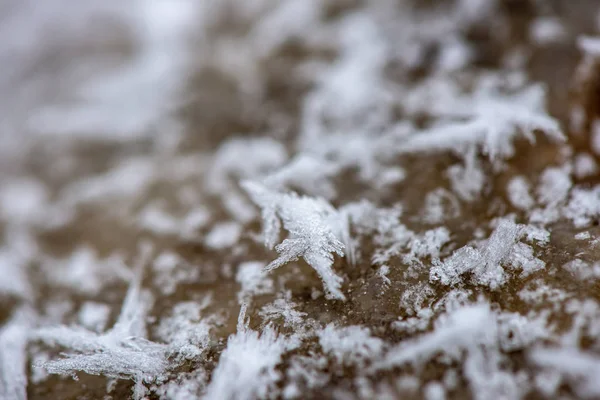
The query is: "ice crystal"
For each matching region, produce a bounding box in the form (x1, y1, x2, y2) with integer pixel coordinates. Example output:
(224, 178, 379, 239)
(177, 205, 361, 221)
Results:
(35, 246, 170, 393)
(242, 181, 347, 299)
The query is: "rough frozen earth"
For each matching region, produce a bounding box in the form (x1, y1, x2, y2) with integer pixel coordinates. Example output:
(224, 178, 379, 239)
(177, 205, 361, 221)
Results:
(3, 0, 600, 399)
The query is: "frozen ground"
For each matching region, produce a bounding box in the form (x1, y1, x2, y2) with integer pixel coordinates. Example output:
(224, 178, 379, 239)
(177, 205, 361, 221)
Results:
(2, 0, 600, 399)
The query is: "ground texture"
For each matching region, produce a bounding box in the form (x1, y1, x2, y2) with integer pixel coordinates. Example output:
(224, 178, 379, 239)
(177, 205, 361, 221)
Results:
(3, 1, 600, 399)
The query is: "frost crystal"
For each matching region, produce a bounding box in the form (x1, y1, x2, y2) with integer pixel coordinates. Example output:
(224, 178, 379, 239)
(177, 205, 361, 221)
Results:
(35, 246, 170, 394)
(318, 324, 384, 367)
(242, 181, 347, 299)
(205, 326, 291, 400)
(430, 219, 544, 288)
(0, 308, 32, 400)
(531, 348, 600, 399)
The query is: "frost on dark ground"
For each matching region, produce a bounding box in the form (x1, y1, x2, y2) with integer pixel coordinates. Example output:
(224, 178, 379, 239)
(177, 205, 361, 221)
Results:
(4, 0, 600, 399)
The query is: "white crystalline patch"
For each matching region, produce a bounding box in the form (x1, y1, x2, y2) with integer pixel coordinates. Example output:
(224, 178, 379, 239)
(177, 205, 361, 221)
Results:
(300, 14, 389, 135)
(562, 259, 600, 281)
(400, 79, 563, 162)
(138, 205, 180, 235)
(530, 348, 600, 399)
(181, 207, 211, 236)
(393, 308, 434, 334)
(447, 148, 485, 201)
(243, 181, 346, 300)
(507, 176, 534, 210)
(236, 261, 274, 301)
(430, 219, 544, 288)
(318, 324, 384, 367)
(36, 247, 170, 389)
(0, 250, 32, 299)
(0, 179, 48, 225)
(496, 311, 548, 352)
(422, 188, 460, 224)
(574, 153, 598, 179)
(507, 242, 545, 277)
(208, 137, 288, 193)
(536, 166, 572, 207)
(152, 251, 198, 295)
(155, 300, 212, 362)
(283, 354, 329, 398)
(378, 265, 391, 286)
(575, 231, 591, 240)
(204, 221, 242, 250)
(591, 120, 600, 156)
(0, 308, 33, 400)
(374, 303, 495, 369)
(563, 186, 600, 227)
(405, 227, 450, 263)
(436, 36, 472, 72)
(376, 303, 528, 399)
(264, 155, 339, 199)
(154, 369, 208, 400)
(529, 17, 567, 46)
(29, 0, 199, 140)
(43, 247, 130, 296)
(424, 382, 446, 400)
(259, 296, 307, 329)
(62, 158, 155, 205)
(78, 302, 111, 333)
(204, 327, 291, 400)
(578, 36, 600, 57)
(529, 166, 573, 225)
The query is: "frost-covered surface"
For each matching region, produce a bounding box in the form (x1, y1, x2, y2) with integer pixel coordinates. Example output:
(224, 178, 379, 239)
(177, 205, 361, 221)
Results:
(3, 0, 600, 399)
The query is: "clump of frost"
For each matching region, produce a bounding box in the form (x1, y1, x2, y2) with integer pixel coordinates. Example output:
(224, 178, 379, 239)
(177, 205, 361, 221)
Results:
(208, 137, 288, 194)
(204, 324, 293, 400)
(574, 153, 598, 179)
(204, 221, 242, 250)
(318, 324, 384, 367)
(153, 369, 208, 400)
(242, 181, 347, 300)
(374, 302, 528, 399)
(421, 188, 461, 224)
(155, 299, 213, 363)
(529, 166, 573, 225)
(263, 155, 339, 199)
(430, 219, 545, 289)
(578, 36, 600, 57)
(0, 308, 33, 400)
(373, 304, 495, 370)
(78, 302, 111, 333)
(563, 186, 600, 227)
(507, 176, 535, 211)
(531, 347, 600, 399)
(563, 259, 600, 281)
(27, 0, 200, 139)
(62, 158, 155, 206)
(529, 17, 567, 46)
(348, 203, 415, 266)
(152, 251, 199, 295)
(283, 353, 330, 398)
(236, 261, 274, 302)
(0, 250, 33, 300)
(399, 75, 564, 171)
(404, 227, 451, 265)
(138, 204, 181, 236)
(35, 246, 170, 396)
(42, 246, 131, 296)
(259, 292, 308, 330)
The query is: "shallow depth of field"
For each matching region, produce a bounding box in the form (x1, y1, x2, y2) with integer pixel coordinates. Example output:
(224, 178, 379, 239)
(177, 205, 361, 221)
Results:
(3, 1, 600, 399)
